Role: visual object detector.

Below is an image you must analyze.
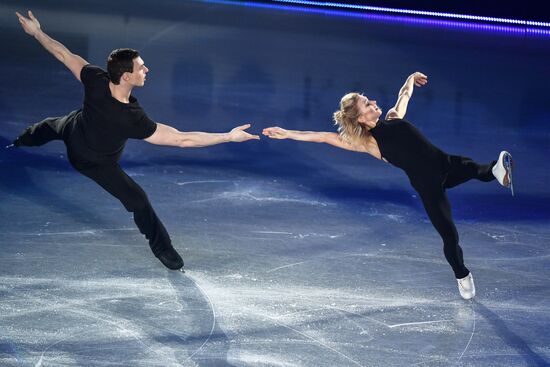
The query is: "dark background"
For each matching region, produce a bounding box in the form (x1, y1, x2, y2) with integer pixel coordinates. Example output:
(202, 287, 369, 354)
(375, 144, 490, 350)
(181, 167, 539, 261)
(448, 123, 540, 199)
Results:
(259, 0, 548, 23)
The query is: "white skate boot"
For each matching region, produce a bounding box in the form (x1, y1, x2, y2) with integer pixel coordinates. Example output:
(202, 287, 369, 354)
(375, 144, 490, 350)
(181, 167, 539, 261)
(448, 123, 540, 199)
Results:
(492, 151, 514, 196)
(457, 272, 476, 300)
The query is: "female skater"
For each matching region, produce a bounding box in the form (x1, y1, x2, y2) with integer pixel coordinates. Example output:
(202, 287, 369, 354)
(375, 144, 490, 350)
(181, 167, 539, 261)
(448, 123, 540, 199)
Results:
(263, 72, 513, 299)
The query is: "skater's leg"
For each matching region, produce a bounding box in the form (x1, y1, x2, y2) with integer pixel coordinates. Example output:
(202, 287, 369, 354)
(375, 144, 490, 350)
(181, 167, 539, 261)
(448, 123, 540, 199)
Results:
(416, 186, 475, 299)
(78, 163, 183, 270)
(417, 187, 470, 280)
(444, 155, 496, 189)
(14, 115, 69, 147)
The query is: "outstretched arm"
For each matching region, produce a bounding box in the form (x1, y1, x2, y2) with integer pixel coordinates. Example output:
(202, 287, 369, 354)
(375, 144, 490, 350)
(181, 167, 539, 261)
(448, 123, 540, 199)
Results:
(16, 11, 88, 82)
(145, 123, 260, 148)
(262, 127, 372, 154)
(385, 72, 427, 120)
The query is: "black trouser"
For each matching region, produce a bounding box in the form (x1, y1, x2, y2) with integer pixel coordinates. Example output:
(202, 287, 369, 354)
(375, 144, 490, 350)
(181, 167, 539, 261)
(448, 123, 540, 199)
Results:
(16, 115, 173, 257)
(413, 156, 495, 279)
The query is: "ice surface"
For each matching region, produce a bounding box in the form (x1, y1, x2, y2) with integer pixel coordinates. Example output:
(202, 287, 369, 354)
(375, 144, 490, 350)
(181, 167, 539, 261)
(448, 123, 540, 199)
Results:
(1, 1, 549, 366)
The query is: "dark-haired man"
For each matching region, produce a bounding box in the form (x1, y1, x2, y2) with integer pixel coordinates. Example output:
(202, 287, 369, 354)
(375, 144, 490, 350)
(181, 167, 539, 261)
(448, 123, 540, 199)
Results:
(12, 11, 260, 271)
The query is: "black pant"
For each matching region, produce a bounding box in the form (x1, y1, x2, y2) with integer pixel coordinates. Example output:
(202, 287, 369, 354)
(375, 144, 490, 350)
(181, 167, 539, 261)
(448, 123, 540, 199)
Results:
(413, 156, 495, 279)
(16, 115, 173, 257)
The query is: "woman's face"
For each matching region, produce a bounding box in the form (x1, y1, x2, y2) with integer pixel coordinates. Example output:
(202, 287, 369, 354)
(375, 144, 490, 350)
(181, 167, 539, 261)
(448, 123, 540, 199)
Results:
(356, 95, 382, 127)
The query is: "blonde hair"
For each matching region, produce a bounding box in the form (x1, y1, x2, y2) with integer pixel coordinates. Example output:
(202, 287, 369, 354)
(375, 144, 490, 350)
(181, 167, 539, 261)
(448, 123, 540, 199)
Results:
(333, 92, 370, 148)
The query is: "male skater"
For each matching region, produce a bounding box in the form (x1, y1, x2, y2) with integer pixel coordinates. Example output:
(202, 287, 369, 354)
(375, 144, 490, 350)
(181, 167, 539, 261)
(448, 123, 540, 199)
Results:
(13, 11, 260, 271)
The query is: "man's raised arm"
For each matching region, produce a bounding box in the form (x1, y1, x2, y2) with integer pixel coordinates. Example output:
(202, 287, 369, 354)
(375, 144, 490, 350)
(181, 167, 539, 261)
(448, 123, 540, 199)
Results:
(16, 11, 88, 82)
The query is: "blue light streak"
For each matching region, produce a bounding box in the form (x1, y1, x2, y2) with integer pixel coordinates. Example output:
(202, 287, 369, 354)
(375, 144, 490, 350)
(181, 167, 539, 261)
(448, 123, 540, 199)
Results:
(272, 0, 550, 28)
(198, 0, 550, 37)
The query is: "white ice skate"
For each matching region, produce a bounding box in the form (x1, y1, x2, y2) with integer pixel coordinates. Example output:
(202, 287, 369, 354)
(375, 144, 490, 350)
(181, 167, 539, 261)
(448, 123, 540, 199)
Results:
(457, 273, 476, 300)
(492, 151, 514, 196)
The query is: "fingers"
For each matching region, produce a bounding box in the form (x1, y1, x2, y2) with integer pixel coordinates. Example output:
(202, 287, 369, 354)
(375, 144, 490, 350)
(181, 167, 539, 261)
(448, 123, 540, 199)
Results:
(15, 12, 26, 23)
(262, 128, 276, 137)
(231, 125, 283, 140)
(233, 132, 260, 142)
(28, 10, 36, 20)
(414, 72, 428, 87)
(236, 123, 251, 131)
(238, 124, 261, 140)
(413, 72, 427, 80)
(262, 129, 284, 139)
(262, 127, 279, 134)
(229, 124, 261, 141)
(15, 12, 30, 29)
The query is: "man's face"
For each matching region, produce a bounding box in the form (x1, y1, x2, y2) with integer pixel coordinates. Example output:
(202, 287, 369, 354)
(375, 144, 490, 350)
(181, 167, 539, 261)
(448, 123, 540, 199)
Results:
(124, 57, 149, 87)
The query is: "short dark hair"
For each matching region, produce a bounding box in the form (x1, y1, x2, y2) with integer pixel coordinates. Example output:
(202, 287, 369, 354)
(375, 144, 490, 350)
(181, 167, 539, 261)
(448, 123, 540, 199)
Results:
(107, 48, 139, 84)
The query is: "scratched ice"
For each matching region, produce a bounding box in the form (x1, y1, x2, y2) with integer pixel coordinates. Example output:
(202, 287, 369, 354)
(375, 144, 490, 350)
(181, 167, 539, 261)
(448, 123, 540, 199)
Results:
(1, 1, 549, 366)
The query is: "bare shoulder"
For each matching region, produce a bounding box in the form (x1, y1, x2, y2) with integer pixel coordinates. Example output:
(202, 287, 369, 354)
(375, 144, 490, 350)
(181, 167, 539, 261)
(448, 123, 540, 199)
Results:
(323, 132, 358, 151)
(324, 132, 382, 159)
(323, 132, 343, 145)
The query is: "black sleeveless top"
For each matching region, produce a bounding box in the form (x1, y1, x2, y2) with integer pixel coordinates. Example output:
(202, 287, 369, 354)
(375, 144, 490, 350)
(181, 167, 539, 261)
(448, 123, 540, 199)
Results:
(369, 118, 450, 188)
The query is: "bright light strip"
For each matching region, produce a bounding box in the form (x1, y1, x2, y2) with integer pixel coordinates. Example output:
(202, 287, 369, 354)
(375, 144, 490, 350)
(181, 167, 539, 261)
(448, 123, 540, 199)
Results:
(272, 0, 550, 28)
(198, 0, 550, 36)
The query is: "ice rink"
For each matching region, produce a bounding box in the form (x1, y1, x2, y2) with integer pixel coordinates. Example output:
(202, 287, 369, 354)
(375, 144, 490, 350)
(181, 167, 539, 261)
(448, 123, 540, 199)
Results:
(1, 1, 549, 366)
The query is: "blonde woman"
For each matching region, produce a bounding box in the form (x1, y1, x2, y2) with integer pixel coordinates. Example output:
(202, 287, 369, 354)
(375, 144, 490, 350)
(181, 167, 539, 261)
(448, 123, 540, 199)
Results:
(263, 72, 513, 300)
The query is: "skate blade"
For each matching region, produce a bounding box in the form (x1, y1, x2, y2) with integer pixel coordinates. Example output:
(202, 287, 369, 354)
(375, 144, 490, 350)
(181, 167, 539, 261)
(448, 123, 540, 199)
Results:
(504, 153, 514, 196)
(178, 267, 186, 274)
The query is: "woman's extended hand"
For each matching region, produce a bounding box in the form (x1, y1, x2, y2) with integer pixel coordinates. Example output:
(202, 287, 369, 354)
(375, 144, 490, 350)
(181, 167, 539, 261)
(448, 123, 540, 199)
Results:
(262, 127, 290, 139)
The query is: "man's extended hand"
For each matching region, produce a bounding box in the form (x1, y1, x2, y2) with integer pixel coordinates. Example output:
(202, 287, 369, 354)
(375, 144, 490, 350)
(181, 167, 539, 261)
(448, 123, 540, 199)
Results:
(229, 124, 260, 142)
(16, 11, 41, 37)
